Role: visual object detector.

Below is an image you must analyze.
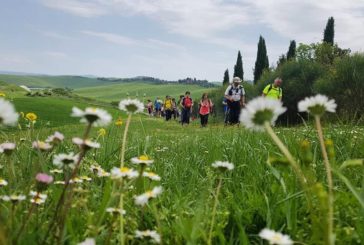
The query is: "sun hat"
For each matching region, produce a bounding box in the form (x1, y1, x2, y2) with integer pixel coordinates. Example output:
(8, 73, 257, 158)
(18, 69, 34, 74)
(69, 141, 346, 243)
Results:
(232, 77, 242, 83)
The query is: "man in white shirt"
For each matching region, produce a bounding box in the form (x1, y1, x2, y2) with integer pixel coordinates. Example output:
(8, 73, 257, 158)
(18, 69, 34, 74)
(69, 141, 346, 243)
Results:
(224, 77, 246, 124)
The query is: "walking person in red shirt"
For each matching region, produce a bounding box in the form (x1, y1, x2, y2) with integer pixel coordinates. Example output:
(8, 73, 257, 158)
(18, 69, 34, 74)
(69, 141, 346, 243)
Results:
(199, 93, 213, 127)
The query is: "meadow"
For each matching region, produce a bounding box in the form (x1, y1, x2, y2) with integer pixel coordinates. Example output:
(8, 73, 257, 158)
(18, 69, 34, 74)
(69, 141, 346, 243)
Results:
(1, 83, 364, 245)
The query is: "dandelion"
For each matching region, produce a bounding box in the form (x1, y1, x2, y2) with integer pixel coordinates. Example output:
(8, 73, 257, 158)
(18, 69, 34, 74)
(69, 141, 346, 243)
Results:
(0, 178, 8, 186)
(143, 171, 161, 181)
(135, 230, 161, 244)
(111, 167, 138, 180)
(0, 98, 19, 126)
(131, 155, 154, 166)
(298, 94, 337, 116)
(32, 141, 53, 151)
(53, 152, 79, 168)
(134, 186, 163, 206)
(211, 161, 234, 171)
(118, 99, 144, 114)
(29, 191, 47, 205)
(26, 112, 37, 122)
(115, 117, 123, 126)
(72, 138, 100, 150)
(77, 238, 95, 245)
(1, 194, 26, 203)
(106, 207, 126, 216)
(259, 228, 293, 245)
(0, 142, 16, 155)
(46, 131, 65, 144)
(71, 107, 112, 126)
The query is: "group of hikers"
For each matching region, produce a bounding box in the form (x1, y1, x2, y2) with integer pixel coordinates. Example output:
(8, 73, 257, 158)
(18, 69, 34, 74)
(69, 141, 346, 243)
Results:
(145, 76, 283, 127)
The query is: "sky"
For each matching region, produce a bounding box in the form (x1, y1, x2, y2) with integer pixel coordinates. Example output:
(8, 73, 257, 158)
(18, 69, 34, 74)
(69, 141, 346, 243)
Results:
(1, 0, 363, 81)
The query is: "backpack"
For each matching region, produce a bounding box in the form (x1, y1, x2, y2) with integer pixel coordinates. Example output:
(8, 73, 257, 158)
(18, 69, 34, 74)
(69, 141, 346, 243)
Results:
(228, 85, 243, 96)
(183, 97, 193, 108)
(267, 84, 282, 97)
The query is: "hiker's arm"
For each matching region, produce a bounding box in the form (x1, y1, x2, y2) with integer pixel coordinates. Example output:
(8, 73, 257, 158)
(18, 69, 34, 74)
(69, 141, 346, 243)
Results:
(262, 85, 268, 97)
(240, 95, 245, 107)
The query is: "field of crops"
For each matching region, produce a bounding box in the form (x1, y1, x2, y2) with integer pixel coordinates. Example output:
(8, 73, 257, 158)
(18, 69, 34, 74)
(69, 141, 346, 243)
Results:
(1, 85, 364, 245)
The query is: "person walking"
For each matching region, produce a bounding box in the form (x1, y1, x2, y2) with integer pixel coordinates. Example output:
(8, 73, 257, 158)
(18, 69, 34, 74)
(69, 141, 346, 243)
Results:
(262, 77, 283, 100)
(224, 77, 245, 125)
(199, 93, 213, 127)
(146, 99, 153, 116)
(163, 95, 173, 121)
(180, 91, 193, 125)
(154, 97, 163, 117)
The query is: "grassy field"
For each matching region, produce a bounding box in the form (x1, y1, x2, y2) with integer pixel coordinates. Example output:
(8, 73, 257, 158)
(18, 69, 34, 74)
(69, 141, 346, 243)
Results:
(1, 86, 364, 244)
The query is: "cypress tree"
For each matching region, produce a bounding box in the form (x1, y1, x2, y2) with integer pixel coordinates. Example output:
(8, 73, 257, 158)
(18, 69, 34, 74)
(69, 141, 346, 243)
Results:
(286, 40, 296, 60)
(233, 51, 244, 80)
(254, 36, 269, 84)
(323, 16, 335, 45)
(223, 69, 230, 86)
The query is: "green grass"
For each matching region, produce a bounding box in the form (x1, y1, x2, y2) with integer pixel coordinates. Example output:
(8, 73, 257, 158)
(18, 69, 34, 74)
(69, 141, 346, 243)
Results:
(0, 95, 364, 244)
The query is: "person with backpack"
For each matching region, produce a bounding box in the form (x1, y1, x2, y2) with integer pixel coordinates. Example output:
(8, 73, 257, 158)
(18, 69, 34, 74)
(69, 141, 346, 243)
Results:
(154, 97, 163, 117)
(224, 77, 246, 125)
(262, 77, 283, 100)
(180, 91, 193, 125)
(163, 95, 173, 121)
(199, 93, 213, 127)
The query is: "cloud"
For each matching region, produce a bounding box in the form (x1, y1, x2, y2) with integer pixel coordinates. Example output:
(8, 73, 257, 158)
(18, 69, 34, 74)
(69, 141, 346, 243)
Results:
(45, 51, 68, 59)
(41, 31, 76, 40)
(40, 0, 107, 17)
(82, 30, 137, 45)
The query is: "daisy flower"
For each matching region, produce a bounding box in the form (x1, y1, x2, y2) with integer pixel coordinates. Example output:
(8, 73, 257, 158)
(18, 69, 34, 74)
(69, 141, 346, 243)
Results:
(54, 181, 66, 185)
(29, 191, 47, 205)
(71, 107, 112, 126)
(259, 228, 293, 245)
(135, 230, 161, 244)
(69, 177, 83, 184)
(118, 99, 144, 114)
(77, 238, 95, 245)
(72, 138, 100, 150)
(1, 194, 26, 203)
(0, 98, 19, 126)
(298, 94, 337, 116)
(79, 176, 92, 182)
(0, 142, 16, 155)
(50, 169, 63, 174)
(134, 186, 163, 206)
(131, 155, 154, 166)
(0, 178, 8, 186)
(106, 207, 126, 216)
(89, 165, 110, 177)
(46, 131, 65, 144)
(240, 97, 286, 131)
(143, 172, 161, 181)
(53, 152, 79, 168)
(110, 167, 138, 179)
(32, 141, 53, 151)
(211, 161, 235, 171)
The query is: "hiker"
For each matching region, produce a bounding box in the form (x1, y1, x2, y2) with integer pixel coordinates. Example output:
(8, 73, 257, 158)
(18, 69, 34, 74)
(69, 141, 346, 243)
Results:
(147, 99, 153, 116)
(154, 97, 162, 117)
(262, 77, 283, 100)
(222, 97, 229, 125)
(180, 91, 193, 125)
(177, 95, 184, 123)
(199, 93, 213, 127)
(171, 98, 178, 120)
(164, 95, 173, 121)
(224, 77, 245, 125)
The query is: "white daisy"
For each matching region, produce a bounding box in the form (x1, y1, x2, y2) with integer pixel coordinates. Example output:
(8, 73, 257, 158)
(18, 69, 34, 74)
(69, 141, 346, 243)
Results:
(77, 238, 95, 245)
(72, 138, 100, 150)
(54, 181, 66, 185)
(143, 172, 161, 181)
(298, 94, 337, 116)
(134, 186, 163, 206)
(89, 165, 110, 177)
(0, 142, 16, 155)
(110, 167, 138, 180)
(131, 155, 154, 166)
(71, 107, 112, 126)
(29, 191, 47, 205)
(0, 98, 19, 126)
(79, 176, 92, 181)
(53, 152, 79, 168)
(0, 178, 8, 186)
(32, 141, 53, 151)
(259, 228, 293, 245)
(240, 97, 286, 131)
(1, 194, 26, 203)
(50, 169, 63, 174)
(118, 99, 144, 114)
(106, 207, 126, 215)
(69, 177, 83, 184)
(135, 230, 161, 244)
(46, 131, 65, 144)
(211, 161, 235, 171)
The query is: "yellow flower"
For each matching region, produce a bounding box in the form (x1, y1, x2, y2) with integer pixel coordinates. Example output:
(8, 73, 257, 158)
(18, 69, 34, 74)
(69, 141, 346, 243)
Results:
(26, 112, 37, 122)
(115, 117, 123, 126)
(0, 92, 6, 97)
(98, 128, 106, 137)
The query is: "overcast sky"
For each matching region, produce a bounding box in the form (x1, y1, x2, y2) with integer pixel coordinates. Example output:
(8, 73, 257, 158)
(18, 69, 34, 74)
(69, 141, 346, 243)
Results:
(1, 0, 363, 81)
